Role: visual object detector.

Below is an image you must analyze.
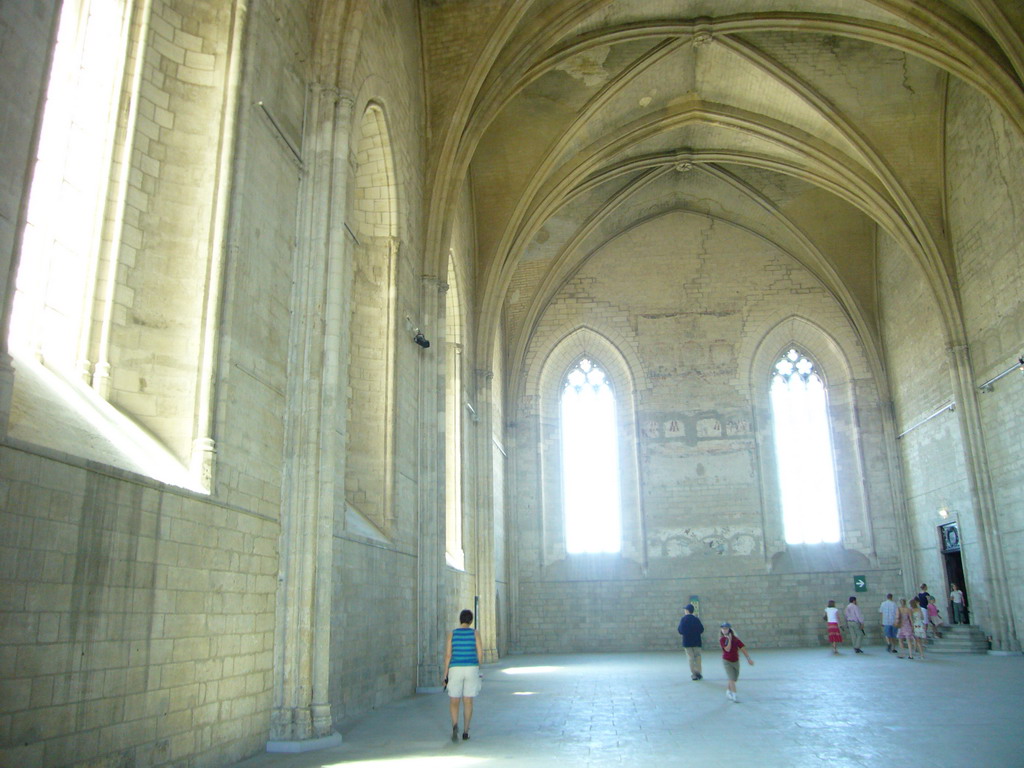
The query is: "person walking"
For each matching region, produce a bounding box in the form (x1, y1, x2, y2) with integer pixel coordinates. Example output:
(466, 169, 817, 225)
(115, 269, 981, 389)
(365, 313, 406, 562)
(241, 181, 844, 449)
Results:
(879, 593, 899, 654)
(910, 598, 927, 659)
(443, 609, 483, 742)
(719, 622, 753, 702)
(926, 598, 944, 638)
(917, 584, 930, 612)
(677, 603, 705, 680)
(896, 598, 915, 658)
(824, 599, 843, 654)
(845, 596, 866, 653)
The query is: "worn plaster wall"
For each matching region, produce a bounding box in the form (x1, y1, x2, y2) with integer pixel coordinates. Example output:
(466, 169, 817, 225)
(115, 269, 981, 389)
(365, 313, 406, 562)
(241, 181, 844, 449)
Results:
(512, 211, 901, 652)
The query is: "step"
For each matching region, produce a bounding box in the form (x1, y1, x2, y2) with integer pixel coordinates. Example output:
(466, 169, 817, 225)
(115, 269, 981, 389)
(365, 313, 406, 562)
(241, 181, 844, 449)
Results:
(926, 625, 988, 653)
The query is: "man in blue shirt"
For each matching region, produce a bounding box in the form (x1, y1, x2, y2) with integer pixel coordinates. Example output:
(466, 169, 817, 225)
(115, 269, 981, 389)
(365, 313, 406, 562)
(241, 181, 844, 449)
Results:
(677, 604, 705, 680)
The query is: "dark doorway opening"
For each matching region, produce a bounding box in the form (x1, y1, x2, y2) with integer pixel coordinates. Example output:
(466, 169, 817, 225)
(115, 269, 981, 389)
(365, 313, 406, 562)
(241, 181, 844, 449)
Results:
(940, 522, 969, 624)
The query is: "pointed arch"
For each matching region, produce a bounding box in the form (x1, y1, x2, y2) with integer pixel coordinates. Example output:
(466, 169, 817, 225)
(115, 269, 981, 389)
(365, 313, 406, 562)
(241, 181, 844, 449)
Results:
(750, 316, 879, 563)
(533, 327, 646, 567)
(770, 347, 842, 544)
(344, 102, 399, 534)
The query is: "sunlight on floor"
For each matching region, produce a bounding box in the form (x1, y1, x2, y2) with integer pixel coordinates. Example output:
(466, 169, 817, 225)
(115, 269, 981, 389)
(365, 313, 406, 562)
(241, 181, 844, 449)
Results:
(500, 666, 562, 676)
(324, 758, 489, 768)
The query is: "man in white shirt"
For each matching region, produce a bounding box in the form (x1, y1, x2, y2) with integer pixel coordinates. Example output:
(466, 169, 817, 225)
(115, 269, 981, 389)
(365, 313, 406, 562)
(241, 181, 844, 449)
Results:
(949, 584, 966, 624)
(845, 596, 866, 653)
(879, 593, 898, 653)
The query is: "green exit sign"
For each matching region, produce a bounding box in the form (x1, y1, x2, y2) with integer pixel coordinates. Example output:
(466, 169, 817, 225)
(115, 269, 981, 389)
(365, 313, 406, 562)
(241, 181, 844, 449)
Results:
(854, 575, 867, 592)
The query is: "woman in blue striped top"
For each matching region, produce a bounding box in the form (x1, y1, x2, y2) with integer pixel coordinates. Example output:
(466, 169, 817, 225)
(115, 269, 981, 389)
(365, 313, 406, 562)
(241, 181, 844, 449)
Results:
(443, 609, 483, 741)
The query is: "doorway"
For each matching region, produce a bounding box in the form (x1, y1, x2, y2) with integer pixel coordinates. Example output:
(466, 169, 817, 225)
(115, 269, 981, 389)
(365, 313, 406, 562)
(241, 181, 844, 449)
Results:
(940, 522, 969, 624)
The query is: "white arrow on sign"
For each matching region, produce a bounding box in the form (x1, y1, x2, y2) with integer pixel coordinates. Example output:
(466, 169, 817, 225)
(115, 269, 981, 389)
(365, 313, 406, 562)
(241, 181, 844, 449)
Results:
(855, 578, 866, 588)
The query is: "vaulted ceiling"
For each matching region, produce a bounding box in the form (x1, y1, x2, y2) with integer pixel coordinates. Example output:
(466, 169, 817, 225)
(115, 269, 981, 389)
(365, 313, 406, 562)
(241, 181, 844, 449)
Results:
(420, 1, 1024, 372)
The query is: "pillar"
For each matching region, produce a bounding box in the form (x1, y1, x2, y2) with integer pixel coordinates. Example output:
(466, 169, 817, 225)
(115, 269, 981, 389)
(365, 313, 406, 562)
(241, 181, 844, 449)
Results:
(417, 274, 447, 690)
(474, 367, 498, 663)
(268, 83, 353, 751)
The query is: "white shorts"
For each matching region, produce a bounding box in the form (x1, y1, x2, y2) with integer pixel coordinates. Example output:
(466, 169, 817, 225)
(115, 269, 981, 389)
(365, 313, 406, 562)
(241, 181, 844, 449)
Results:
(447, 665, 481, 698)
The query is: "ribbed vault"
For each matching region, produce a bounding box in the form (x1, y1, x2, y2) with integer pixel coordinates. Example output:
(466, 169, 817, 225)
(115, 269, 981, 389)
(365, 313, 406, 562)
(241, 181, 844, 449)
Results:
(416, 0, 1024, 403)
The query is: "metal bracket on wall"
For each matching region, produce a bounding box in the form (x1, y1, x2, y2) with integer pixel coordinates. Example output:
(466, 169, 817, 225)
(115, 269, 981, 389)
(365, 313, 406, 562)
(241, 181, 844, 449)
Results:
(978, 354, 1024, 392)
(255, 101, 303, 168)
(896, 401, 955, 439)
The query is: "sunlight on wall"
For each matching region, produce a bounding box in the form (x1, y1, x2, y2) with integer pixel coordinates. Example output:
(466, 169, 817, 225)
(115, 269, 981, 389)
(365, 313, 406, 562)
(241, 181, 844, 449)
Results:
(11, 0, 127, 366)
(12, 352, 199, 491)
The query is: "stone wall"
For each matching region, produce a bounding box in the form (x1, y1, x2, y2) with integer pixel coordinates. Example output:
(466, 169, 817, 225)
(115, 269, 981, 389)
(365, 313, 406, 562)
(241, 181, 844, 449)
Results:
(875, 225, 969, 592)
(0, 447, 278, 767)
(511, 210, 900, 651)
(945, 78, 1024, 633)
(874, 74, 1024, 644)
(517, 576, 900, 652)
(0, 0, 301, 764)
(325, 0, 432, 725)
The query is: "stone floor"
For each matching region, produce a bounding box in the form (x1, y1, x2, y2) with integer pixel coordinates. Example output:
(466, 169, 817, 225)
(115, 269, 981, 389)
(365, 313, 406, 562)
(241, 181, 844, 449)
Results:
(232, 647, 1024, 768)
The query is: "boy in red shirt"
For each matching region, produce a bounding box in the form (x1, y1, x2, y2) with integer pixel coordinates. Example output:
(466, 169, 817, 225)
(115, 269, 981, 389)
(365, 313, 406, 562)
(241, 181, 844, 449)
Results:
(719, 622, 754, 702)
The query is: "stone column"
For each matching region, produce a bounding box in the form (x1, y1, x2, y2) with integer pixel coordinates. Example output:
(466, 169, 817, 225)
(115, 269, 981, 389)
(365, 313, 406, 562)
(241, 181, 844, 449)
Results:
(268, 83, 353, 751)
(948, 343, 1019, 652)
(417, 275, 447, 691)
(505, 412, 527, 653)
(474, 368, 498, 663)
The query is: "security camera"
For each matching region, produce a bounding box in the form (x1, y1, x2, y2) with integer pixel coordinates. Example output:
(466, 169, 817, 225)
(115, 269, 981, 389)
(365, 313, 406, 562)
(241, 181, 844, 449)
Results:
(414, 332, 430, 349)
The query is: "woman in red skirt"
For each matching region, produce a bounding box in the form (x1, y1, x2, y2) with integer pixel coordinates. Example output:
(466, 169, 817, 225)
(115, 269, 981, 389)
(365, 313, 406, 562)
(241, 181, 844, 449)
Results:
(824, 599, 843, 654)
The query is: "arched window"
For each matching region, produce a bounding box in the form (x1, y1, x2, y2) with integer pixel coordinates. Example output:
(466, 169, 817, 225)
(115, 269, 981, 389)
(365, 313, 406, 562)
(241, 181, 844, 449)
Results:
(770, 348, 841, 544)
(560, 358, 621, 553)
(8, 0, 239, 490)
(344, 105, 398, 535)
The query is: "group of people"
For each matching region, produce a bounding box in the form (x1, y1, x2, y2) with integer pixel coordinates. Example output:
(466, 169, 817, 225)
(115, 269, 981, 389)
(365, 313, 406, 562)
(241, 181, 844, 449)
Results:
(444, 585, 969, 739)
(825, 583, 968, 659)
(672, 582, 970, 704)
(677, 604, 754, 703)
(876, 583, 967, 659)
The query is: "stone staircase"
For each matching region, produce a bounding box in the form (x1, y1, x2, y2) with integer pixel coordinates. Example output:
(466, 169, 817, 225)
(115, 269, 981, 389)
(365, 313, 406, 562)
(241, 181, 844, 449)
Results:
(927, 623, 989, 653)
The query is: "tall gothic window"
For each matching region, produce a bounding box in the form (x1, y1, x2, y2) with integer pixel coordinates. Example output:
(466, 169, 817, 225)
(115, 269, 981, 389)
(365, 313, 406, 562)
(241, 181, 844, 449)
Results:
(771, 349, 841, 544)
(561, 358, 621, 553)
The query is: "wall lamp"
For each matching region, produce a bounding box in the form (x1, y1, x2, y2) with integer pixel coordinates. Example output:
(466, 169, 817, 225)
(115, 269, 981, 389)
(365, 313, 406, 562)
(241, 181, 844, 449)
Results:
(406, 315, 430, 348)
